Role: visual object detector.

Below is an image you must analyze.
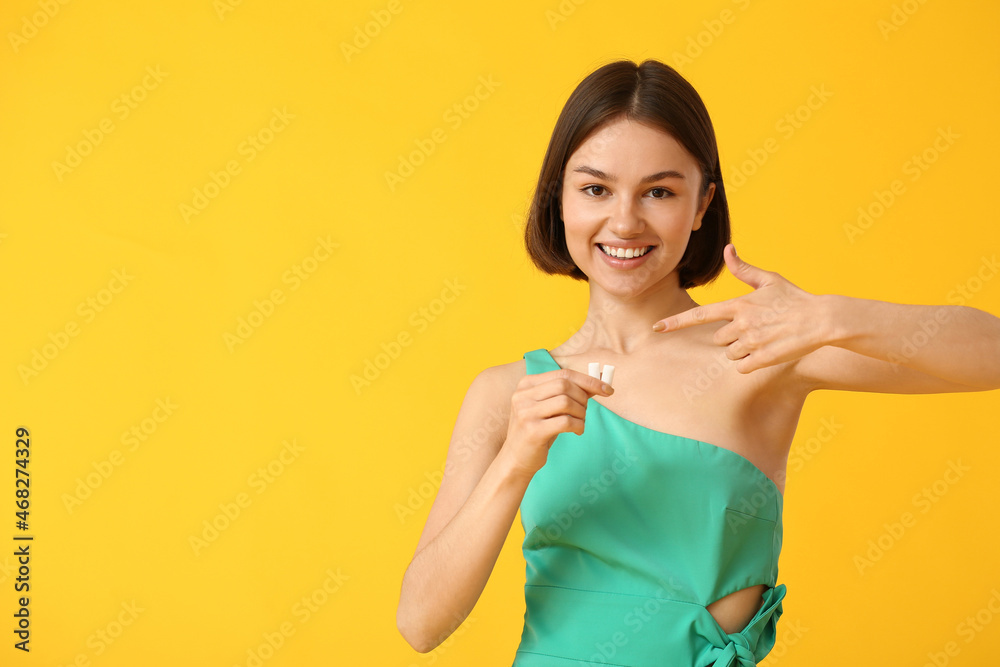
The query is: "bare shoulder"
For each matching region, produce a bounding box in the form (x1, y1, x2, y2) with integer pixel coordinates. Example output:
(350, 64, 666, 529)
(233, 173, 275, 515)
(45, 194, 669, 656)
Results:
(460, 357, 524, 430)
(650, 317, 810, 462)
(659, 316, 802, 395)
(447, 358, 526, 463)
(472, 358, 525, 400)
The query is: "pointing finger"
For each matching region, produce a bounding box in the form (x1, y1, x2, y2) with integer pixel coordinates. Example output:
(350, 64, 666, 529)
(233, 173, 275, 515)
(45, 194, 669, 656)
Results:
(652, 301, 733, 333)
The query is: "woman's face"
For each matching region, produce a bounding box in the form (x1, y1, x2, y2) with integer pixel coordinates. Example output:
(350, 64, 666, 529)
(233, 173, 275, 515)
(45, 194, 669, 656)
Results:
(560, 117, 715, 296)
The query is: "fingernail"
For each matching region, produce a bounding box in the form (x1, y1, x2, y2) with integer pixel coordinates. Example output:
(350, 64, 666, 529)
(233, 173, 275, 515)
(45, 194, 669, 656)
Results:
(602, 383, 614, 394)
(652, 322, 666, 332)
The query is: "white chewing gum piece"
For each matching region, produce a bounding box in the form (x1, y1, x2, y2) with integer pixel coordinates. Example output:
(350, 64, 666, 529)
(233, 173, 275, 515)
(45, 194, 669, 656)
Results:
(588, 362, 601, 379)
(600, 365, 615, 385)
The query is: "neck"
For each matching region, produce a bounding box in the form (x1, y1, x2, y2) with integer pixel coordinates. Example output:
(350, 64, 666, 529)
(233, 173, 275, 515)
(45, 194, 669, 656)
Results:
(564, 273, 697, 356)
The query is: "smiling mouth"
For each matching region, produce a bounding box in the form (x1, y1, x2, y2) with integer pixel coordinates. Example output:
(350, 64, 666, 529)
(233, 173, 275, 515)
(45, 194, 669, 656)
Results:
(598, 243, 653, 259)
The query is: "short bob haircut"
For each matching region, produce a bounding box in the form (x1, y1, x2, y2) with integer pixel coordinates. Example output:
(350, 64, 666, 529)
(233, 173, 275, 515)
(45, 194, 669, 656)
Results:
(524, 58, 731, 290)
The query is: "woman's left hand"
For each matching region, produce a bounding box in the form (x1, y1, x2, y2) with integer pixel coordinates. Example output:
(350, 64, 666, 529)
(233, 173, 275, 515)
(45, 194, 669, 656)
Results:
(652, 244, 831, 373)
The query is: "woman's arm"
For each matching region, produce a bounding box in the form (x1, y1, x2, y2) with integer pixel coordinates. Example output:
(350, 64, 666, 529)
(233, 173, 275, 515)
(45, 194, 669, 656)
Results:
(653, 244, 1000, 394)
(396, 365, 529, 652)
(792, 297, 1000, 393)
(396, 362, 612, 652)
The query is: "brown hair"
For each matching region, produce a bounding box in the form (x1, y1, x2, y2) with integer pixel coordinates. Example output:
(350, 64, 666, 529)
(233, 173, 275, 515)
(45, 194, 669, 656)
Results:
(523, 58, 730, 289)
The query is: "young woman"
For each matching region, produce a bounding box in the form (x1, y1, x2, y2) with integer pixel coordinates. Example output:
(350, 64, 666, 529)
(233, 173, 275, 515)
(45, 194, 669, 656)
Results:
(396, 58, 1000, 666)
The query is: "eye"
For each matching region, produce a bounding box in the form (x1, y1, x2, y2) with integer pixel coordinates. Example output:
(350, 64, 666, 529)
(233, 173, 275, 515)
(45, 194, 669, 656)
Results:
(648, 187, 674, 199)
(581, 185, 607, 197)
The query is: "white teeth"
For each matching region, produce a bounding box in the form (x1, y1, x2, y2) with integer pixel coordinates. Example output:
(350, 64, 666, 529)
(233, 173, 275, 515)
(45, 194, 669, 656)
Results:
(600, 244, 650, 259)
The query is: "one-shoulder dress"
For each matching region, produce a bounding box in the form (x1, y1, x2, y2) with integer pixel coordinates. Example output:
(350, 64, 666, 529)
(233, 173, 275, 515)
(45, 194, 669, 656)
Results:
(512, 349, 786, 667)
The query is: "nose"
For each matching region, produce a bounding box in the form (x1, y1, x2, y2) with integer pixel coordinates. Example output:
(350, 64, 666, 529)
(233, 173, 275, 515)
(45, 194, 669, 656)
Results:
(607, 195, 644, 237)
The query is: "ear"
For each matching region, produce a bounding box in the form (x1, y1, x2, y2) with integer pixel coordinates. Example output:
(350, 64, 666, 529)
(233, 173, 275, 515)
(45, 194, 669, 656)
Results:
(691, 181, 716, 232)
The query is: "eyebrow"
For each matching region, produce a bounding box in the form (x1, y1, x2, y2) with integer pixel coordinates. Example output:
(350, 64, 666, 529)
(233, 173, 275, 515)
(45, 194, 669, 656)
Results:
(571, 165, 686, 183)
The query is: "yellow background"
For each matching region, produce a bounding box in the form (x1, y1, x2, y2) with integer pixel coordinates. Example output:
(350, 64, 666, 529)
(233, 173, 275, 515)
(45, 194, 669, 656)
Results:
(2, 0, 999, 664)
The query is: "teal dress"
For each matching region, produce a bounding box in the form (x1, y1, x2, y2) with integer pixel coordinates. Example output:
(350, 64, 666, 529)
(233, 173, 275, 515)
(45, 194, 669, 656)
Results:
(513, 349, 785, 667)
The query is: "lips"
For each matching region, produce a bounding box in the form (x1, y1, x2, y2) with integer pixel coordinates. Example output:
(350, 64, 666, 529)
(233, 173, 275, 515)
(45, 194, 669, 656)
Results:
(595, 243, 656, 269)
(598, 243, 653, 259)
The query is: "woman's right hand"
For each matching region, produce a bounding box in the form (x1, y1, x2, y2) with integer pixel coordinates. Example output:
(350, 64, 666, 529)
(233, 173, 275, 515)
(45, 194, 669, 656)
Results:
(501, 368, 614, 479)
